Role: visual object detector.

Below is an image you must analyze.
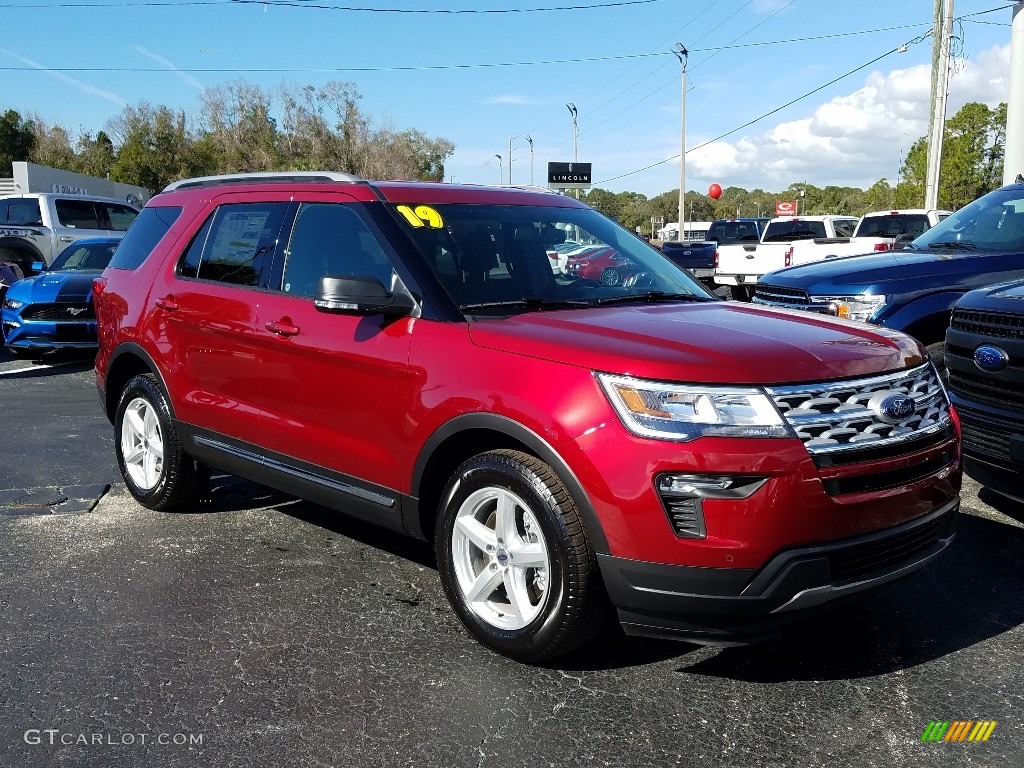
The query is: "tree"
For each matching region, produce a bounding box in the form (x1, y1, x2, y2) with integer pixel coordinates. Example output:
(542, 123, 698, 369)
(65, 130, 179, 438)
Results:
(865, 178, 895, 211)
(0, 109, 35, 173)
(108, 103, 211, 192)
(76, 130, 116, 179)
(27, 117, 76, 170)
(897, 101, 1007, 210)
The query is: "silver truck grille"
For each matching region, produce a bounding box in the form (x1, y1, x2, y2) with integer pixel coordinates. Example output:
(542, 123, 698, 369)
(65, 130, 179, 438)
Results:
(767, 363, 951, 456)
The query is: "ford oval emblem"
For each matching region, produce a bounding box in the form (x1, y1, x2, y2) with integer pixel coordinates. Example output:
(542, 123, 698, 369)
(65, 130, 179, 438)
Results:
(974, 344, 1009, 372)
(879, 394, 915, 423)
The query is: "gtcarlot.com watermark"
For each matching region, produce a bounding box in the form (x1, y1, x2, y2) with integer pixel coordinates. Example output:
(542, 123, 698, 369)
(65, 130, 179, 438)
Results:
(24, 729, 203, 747)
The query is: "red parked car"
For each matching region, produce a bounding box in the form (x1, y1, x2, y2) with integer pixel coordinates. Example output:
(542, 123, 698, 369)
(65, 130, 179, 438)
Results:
(565, 245, 640, 286)
(93, 172, 961, 662)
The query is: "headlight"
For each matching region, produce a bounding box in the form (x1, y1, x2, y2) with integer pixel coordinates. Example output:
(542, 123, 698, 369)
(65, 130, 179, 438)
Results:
(2, 297, 24, 310)
(598, 373, 791, 441)
(823, 294, 886, 323)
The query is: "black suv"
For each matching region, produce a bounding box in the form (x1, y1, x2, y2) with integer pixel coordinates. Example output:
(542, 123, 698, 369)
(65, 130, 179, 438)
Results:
(945, 278, 1024, 502)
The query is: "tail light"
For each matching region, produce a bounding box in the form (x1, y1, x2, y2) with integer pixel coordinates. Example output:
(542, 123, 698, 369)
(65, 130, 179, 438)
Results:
(784, 246, 794, 267)
(713, 250, 719, 268)
(873, 242, 890, 252)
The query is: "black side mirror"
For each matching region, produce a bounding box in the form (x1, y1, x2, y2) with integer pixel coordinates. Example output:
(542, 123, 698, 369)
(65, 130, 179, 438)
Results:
(314, 275, 416, 317)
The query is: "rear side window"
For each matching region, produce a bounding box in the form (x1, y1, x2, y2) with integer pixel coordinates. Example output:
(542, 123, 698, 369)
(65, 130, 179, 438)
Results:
(0, 199, 42, 225)
(100, 202, 140, 231)
(180, 203, 287, 287)
(833, 219, 856, 237)
(54, 199, 103, 229)
(108, 206, 183, 270)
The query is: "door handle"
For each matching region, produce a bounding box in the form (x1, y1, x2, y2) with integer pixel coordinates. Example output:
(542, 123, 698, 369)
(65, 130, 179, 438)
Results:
(155, 296, 179, 311)
(265, 319, 300, 337)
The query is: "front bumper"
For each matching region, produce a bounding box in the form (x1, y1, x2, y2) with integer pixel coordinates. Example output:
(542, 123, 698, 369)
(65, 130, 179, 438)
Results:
(951, 396, 1024, 504)
(600, 498, 959, 644)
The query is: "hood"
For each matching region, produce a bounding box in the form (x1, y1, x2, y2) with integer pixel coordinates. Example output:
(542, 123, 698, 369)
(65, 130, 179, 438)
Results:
(467, 302, 924, 385)
(8, 270, 99, 303)
(762, 247, 1007, 295)
(955, 277, 1024, 313)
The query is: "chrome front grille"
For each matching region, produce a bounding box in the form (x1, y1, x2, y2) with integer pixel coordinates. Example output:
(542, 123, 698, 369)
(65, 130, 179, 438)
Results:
(767, 363, 951, 456)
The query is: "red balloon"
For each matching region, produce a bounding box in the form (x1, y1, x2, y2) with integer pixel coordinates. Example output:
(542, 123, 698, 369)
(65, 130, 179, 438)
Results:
(708, 183, 722, 200)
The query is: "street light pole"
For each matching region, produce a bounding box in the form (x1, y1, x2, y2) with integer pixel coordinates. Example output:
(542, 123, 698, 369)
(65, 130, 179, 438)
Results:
(566, 103, 579, 198)
(495, 154, 502, 185)
(525, 135, 534, 185)
(508, 136, 515, 184)
(673, 43, 688, 242)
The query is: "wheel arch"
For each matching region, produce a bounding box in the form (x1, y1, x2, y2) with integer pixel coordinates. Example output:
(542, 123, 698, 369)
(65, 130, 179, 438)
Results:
(102, 343, 174, 424)
(0, 237, 45, 269)
(408, 413, 609, 554)
(883, 291, 964, 348)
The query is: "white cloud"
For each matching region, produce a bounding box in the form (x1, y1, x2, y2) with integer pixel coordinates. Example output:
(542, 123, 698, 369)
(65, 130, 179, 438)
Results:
(133, 45, 205, 91)
(684, 43, 1011, 190)
(0, 48, 126, 107)
(484, 95, 538, 105)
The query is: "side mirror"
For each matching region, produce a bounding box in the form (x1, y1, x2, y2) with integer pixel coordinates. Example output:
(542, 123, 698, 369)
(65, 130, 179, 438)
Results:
(314, 275, 416, 317)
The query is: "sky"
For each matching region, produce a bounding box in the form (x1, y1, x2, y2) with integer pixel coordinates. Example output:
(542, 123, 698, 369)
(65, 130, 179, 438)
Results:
(0, 0, 1015, 198)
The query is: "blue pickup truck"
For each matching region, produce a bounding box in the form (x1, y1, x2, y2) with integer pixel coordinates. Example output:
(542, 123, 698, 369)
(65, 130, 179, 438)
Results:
(751, 183, 1024, 363)
(661, 217, 769, 288)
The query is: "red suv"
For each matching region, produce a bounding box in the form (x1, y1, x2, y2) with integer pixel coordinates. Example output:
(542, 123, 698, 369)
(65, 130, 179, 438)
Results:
(94, 172, 962, 662)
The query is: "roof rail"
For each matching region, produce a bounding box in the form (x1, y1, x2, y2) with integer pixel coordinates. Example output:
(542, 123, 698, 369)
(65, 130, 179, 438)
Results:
(162, 171, 363, 192)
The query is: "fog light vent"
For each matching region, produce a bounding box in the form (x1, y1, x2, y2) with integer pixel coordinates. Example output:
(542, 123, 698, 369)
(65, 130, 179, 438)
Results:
(656, 473, 768, 540)
(665, 496, 705, 538)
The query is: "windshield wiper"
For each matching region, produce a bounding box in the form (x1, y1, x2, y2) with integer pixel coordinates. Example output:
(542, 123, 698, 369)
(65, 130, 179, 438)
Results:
(927, 241, 977, 251)
(459, 297, 592, 312)
(593, 291, 712, 306)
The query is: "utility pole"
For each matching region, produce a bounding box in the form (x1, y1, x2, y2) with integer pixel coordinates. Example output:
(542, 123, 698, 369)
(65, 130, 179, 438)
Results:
(674, 43, 688, 242)
(525, 135, 534, 185)
(1005, 1, 1024, 185)
(495, 154, 502, 185)
(925, 0, 954, 209)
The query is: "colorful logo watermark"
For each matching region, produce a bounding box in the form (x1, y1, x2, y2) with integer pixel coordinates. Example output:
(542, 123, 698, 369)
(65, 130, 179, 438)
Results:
(921, 721, 997, 742)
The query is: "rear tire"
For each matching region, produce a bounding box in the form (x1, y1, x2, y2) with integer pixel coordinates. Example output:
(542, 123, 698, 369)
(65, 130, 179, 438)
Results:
(435, 449, 609, 663)
(114, 373, 207, 511)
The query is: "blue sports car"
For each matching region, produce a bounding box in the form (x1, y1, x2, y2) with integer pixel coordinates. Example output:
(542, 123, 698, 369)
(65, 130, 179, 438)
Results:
(1, 237, 120, 357)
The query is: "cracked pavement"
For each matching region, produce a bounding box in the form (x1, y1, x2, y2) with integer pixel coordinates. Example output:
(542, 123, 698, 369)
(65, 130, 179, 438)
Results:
(1, 352, 1023, 767)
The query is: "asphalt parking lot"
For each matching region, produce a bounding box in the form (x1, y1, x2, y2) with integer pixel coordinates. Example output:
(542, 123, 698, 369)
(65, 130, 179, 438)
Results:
(1, 347, 1022, 768)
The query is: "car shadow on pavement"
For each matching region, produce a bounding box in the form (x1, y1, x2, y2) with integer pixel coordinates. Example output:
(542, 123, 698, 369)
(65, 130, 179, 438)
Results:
(0, 349, 96, 377)
(674, 511, 1024, 681)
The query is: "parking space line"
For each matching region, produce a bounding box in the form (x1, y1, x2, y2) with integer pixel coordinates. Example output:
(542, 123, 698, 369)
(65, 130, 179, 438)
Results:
(0, 361, 82, 376)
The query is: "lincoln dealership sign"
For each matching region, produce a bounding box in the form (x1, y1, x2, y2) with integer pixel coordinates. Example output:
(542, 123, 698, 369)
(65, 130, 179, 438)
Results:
(547, 162, 592, 190)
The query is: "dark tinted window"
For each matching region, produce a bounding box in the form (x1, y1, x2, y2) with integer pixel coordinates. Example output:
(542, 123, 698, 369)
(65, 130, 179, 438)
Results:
(762, 220, 827, 241)
(281, 203, 395, 296)
(54, 199, 102, 229)
(706, 221, 760, 242)
(190, 203, 287, 287)
(0, 199, 42, 225)
(108, 207, 183, 270)
(178, 215, 214, 279)
(855, 214, 931, 238)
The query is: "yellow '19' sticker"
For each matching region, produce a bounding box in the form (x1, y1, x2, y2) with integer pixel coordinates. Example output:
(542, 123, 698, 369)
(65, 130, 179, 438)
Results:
(396, 205, 445, 229)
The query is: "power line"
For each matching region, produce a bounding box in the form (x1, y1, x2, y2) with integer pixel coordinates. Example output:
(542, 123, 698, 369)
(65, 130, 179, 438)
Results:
(4, 0, 664, 10)
(597, 34, 932, 186)
(0, 23, 938, 75)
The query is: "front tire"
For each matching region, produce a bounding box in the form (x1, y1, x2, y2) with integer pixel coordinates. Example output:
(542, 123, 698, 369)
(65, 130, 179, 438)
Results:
(435, 449, 608, 663)
(114, 374, 207, 510)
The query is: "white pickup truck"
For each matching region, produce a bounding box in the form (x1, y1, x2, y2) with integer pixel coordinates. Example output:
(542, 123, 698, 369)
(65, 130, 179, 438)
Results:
(714, 210, 950, 300)
(0, 193, 139, 275)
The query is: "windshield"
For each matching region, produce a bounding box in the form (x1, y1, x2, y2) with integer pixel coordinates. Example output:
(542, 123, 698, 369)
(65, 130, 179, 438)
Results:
(912, 187, 1024, 253)
(50, 240, 118, 271)
(392, 203, 713, 313)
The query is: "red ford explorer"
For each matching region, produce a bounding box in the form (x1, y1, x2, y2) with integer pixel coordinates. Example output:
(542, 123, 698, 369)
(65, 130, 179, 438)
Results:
(93, 173, 961, 662)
